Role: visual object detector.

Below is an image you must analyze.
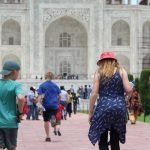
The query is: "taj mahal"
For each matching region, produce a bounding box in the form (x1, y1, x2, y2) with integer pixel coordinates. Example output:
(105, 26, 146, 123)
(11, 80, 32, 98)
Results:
(0, 0, 150, 81)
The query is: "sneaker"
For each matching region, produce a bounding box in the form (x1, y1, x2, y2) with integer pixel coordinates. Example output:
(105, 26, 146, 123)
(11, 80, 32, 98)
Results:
(57, 131, 61, 136)
(45, 137, 51, 142)
(54, 130, 57, 136)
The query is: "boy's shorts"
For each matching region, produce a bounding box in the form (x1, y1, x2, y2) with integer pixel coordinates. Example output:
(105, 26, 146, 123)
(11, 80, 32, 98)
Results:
(51, 120, 61, 127)
(0, 128, 18, 149)
(56, 120, 61, 125)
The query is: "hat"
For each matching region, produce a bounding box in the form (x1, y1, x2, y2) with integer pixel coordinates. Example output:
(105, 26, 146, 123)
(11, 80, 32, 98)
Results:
(97, 51, 117, 65)
(0, 61, 20, 75)
(30, 86, 36, 91)
(60, 86, 65, 90)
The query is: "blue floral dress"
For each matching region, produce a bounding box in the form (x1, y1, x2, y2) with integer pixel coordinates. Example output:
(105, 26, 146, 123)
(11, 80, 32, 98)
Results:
(88, 70, 126, 145)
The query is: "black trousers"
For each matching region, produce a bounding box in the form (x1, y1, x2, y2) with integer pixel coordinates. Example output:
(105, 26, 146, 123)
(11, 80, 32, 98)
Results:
(98, 128, 120, 150)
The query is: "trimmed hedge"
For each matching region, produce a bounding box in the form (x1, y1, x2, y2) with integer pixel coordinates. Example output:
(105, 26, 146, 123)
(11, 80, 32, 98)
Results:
(135, 77, 140, 91)
(128, 74, 134, 81)
(139, 70, 150, 116)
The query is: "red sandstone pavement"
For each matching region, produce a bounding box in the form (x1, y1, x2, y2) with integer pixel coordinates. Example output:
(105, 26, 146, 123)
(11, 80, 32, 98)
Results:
(17, 113, 150, 150)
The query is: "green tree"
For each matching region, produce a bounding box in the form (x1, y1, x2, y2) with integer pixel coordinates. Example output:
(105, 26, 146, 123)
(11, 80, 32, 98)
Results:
(139, 70, 150, 122)
(135, 77, 140, 91)
(128, 74, 134, 81)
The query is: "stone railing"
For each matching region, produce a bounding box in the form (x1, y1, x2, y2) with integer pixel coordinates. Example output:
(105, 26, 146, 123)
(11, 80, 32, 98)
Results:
(19, 79, 92, 95)
(78, 99, 89, 113)
(21, 74, 89, 80)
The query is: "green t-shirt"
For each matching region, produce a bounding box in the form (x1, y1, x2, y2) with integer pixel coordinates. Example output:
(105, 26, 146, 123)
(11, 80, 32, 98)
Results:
(0, 79, 22, 128)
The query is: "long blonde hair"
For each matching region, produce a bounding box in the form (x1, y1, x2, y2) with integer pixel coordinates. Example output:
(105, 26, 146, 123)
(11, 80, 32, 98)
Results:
(98, 59, 119, 83)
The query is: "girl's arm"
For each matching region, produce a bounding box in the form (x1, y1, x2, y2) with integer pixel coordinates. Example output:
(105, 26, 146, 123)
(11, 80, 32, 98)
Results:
(89, 71, 100, 115)
(120, 68, 133, 94)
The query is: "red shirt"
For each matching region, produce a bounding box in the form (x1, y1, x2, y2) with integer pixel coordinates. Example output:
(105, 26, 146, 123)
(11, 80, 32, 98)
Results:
(56, 104, 64, 120)
(23, 98, 28, 114)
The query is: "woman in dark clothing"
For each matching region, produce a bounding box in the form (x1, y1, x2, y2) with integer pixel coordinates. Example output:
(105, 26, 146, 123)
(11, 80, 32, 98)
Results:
(72, 93, 79, 114)
(88, 51, 132, 150)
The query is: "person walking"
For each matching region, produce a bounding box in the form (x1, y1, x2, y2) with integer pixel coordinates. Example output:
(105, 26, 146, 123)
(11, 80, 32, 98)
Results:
(83, 85, 88, 99)
(87, 85, 92, 99)
(72, 92, 79, 114)
(88, 52, 132, 150)
(67, 90, 73, 117)
(80, 86, 84, 99)
(23, 95, 28, 116)
(37, 72, 61, 142)
(0, 61, 24, 150)
(26, 87, 36, 120)
(32, 90, 39, 120)
(52, 103, 64, 136)
(60, 86, 68, 120)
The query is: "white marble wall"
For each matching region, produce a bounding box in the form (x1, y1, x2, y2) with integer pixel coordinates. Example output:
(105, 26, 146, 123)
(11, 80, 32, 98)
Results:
(104, 5, 150, 77)
(0, 4, 26, 77)
(0, 0, 149, 79)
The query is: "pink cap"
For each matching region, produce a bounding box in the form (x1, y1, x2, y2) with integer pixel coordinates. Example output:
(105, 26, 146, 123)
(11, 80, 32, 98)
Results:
(97, 51, 117, 65)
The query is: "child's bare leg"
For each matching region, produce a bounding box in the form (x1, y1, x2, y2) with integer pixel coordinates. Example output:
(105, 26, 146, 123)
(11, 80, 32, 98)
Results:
(54, 126, 56, 131)
(57, 125, 61, 136)
(53, 126, 57, 135)
(57, 125, 60, 131)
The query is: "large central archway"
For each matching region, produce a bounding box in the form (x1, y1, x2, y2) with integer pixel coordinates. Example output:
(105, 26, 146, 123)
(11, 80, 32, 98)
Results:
(45, 16, 88, 79)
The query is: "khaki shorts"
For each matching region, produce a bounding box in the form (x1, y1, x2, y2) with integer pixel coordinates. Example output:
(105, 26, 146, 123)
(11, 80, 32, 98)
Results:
(0, 128, 18, 149)
(51, 120, 61, 127)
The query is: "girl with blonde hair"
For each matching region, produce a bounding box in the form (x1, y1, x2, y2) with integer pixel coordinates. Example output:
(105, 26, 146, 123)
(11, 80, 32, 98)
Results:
(88, 52, 132, 150)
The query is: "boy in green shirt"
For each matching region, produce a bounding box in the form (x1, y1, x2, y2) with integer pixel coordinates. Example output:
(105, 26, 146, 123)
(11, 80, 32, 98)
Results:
(0, 61, 24, 150)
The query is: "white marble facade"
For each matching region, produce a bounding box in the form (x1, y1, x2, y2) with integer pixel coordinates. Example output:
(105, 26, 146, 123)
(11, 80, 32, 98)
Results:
(0, 0, 150, 80)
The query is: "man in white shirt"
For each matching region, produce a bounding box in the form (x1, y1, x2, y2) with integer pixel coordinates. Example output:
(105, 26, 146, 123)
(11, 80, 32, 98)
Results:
(60, 86, 68, 120)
